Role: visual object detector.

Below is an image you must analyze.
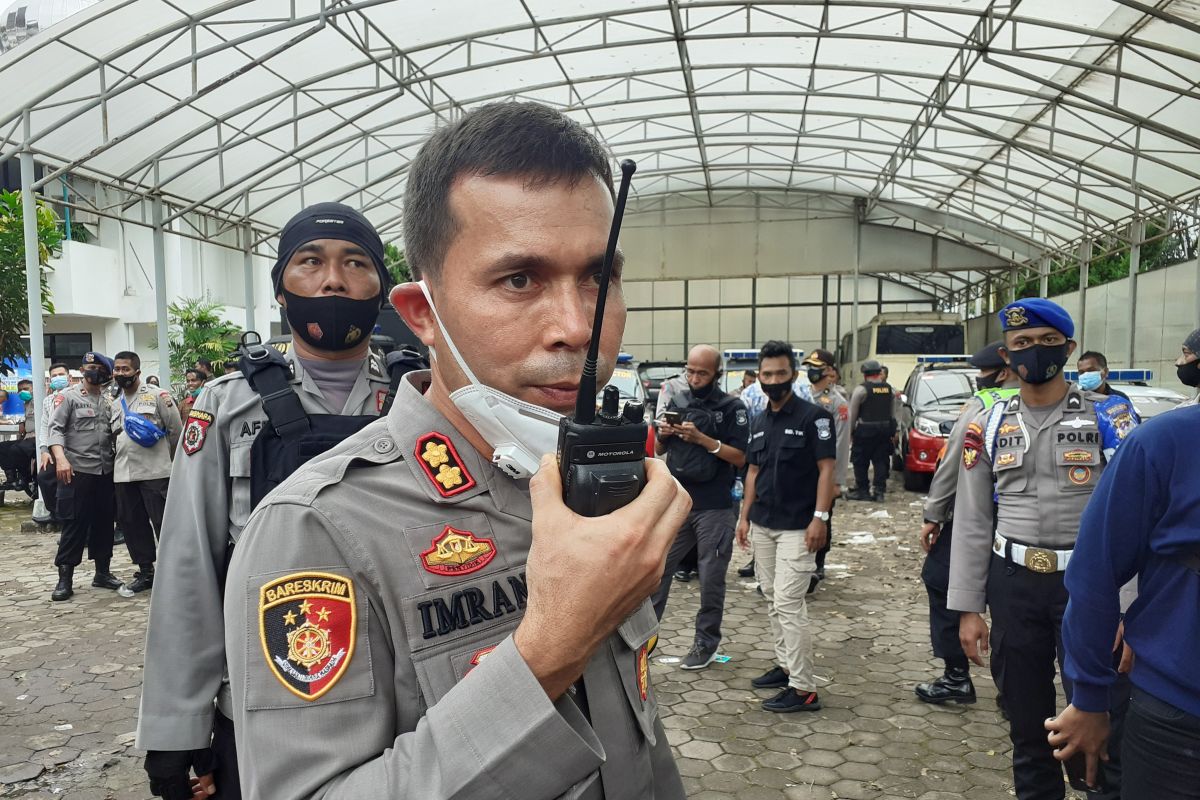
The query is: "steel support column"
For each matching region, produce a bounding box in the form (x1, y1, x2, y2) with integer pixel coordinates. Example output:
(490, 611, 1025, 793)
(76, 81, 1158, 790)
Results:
(151, 182, 171, 386)
(1039, 254, 1050, 297)
(1126, 219, 1144, 368)
(20, 114, 46, 429)
(243, 221, 256, 335)
(851, 217, 861, 364)
(1077, 240, 1092, 345)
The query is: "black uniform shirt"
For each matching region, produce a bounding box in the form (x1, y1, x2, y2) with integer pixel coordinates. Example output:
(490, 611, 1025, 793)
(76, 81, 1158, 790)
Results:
(663, 387, 751, 511)
(746, 394, 837, 530)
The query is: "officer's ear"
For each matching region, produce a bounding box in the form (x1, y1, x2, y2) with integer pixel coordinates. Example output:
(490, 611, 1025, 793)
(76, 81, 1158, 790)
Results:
(1066, 339, 1078, 358)
(998, 346, 1010, 366)
(389, 282, 437, 348)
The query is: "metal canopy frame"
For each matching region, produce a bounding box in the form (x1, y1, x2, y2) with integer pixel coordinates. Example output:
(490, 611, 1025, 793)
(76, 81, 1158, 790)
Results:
(0, 0, 1198, 308)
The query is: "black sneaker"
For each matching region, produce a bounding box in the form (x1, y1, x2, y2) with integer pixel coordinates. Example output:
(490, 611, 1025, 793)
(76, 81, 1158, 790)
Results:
(680, 644, 717, 670)
(736, 560, 756, 578)
(673, 570, 692, 583)
(763, 687, 822, 713)
(807, 574, 821, 595)
(751, 665, 789, 689)
(845, 488, 872, 501)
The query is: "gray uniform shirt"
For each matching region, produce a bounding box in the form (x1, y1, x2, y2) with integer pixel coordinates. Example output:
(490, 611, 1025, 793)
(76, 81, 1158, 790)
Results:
(948, 386, 1115, 613)
(923, 385, 1021, 525)
(46, 385, 114, 475)
(137, 352, 390, 751)
(111, 382, 182, 483)
(811, 385, 849, 486)
(225, 372, 685, 800)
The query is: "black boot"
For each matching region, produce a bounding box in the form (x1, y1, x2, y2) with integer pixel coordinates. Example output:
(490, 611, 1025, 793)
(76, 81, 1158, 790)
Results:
(118, 564, 154, 597)
(92, 560, 122, 590)
(845, 487, 872, 501)
(51, 565, 74, 601)
(736, 560, 756, 578)
(914, 665, 976, 705)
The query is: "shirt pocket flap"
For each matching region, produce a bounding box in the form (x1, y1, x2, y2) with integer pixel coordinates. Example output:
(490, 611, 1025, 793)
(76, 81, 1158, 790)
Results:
(613, 601, 659, 745)
(229, 442, 252, 478)
(76, 407, 97, 418)
(781, 433, 807, 449)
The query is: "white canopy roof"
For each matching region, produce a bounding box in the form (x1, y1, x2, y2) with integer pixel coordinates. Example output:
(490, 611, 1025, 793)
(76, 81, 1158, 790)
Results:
(2, 0, 1198, 271)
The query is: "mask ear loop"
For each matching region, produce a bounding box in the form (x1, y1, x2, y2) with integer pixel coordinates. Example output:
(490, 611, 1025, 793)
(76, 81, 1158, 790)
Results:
(417, 280, 484, 387)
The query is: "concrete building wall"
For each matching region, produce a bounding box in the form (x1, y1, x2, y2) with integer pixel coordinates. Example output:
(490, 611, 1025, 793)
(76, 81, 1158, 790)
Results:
(963, 258, 1200, 388)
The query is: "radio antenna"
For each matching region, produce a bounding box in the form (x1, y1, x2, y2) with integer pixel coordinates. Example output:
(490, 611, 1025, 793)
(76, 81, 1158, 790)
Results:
(574, 159, 636, 424)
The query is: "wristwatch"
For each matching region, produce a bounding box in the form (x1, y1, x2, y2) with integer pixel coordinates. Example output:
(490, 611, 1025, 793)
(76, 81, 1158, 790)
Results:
(813, 510, 831, 522)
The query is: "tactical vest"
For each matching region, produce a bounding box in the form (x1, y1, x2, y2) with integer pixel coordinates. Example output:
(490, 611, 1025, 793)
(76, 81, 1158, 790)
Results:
(859, 382, 894, 422)
(238, 340, 425, 508)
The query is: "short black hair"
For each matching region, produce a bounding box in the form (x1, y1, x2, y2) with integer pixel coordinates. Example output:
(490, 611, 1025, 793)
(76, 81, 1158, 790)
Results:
(744, 369, 757, 379)
(114, 351, 140, 370)
(758, 340, 798, 370)
(403, 102, 615, 282)
(195, 358, 213, 371)
(1078, 351, 1108, 369)
(17, 379, 32, 389)
(185, 369, 207, 382)
(49, 362, 68, 374)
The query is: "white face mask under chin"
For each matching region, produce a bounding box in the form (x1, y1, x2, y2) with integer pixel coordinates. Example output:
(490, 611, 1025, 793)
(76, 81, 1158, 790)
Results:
(418, 281, 562, 479)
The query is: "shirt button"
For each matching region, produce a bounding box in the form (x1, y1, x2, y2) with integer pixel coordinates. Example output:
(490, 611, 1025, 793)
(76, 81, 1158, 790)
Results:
(373, 438, 395, 454)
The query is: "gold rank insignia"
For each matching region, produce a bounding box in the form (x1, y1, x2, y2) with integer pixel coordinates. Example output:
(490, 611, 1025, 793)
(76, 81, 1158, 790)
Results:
(420, 525, 496, 576)
(259, 572, 356, 701)
(962, 447, 980, 469)
(637, 644, 650, 702)
(415, 431, 476, 498)
(1004, 306, 1029, 328)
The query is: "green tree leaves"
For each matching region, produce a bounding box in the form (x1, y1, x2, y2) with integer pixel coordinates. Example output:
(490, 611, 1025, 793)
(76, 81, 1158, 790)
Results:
(0, 191, 62, 375)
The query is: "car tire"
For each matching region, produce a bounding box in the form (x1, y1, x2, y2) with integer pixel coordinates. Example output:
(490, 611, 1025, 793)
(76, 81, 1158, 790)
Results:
(904, 468, 930, 492)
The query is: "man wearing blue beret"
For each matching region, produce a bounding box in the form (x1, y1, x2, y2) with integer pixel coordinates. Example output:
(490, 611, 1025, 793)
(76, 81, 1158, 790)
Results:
(948, 298, 1139, 799)
(45, 351, 120, 601)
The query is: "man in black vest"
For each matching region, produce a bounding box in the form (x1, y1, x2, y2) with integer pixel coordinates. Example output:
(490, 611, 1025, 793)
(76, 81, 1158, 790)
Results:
(653, 344, 750, 669)
(846, 359, 897, 501)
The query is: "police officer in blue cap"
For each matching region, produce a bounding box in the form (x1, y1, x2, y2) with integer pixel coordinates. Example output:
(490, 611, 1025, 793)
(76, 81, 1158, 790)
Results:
(949, 298, 1140, 800)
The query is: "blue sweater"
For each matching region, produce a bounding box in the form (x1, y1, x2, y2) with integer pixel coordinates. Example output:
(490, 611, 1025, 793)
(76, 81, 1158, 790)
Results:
(1063, 404, 1200, 717)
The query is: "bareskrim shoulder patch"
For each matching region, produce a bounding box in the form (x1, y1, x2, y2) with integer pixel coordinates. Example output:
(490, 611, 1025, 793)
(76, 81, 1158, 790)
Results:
(414, 431, 476, 497)
(420, 525, 496, 576)
(259, 571, 356, 702)
(182, 410, 214, 456)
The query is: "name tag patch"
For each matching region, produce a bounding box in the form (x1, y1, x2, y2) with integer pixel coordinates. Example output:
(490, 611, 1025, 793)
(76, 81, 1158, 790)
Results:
(259, 572, 356, 702)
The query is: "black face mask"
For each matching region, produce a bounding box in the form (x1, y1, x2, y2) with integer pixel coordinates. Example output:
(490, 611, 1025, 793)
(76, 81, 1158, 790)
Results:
(82, 370, 107, 386)
(1178, 359, 1200, 388)
(1007, 343, 1069, 385)
(760, 381, 791, 402)
(282, 290, 381, 352)
(114, 375, 137, 390)
(690, 380, 716, 399)
(975, 370, 1003, 391)
(807, 367, 826, 385)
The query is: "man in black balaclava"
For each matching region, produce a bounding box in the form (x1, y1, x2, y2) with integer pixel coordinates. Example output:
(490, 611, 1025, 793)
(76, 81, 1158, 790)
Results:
(138, 203, 394, 800)
(1176, 326, 1200, 407)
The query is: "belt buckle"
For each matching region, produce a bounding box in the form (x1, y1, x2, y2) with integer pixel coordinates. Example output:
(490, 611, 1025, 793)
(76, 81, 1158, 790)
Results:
(1024, 547, 1058, 574)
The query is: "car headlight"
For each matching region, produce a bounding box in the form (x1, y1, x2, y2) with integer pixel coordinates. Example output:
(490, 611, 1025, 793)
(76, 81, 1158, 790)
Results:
(914, 416, 943, 437)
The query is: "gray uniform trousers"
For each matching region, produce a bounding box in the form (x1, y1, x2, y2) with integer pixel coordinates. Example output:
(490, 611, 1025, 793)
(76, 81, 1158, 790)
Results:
(652, 506, 737, 651)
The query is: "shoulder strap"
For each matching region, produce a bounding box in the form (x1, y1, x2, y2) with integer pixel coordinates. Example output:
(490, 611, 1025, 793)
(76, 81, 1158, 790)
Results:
(983, 401, 1010, 463)
(380, 347, 428, 415)
(238, 333, 310, 439)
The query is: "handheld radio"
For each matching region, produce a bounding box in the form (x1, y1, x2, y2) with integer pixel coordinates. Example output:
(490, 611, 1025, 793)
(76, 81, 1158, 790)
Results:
(557, 159, 648, 517)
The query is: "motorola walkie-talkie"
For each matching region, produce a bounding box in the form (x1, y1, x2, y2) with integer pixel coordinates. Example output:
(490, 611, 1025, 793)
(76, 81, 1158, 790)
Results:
(558, 159, 648, 517)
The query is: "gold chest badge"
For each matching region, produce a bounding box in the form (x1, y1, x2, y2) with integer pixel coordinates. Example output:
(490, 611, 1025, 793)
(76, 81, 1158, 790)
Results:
(421, 526, 497, 577)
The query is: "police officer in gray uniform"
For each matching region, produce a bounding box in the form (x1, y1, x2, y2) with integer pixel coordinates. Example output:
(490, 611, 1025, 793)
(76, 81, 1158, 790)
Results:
(110, 350, 182, 596)
(914, 341, 1018, 705)
(225, 102, 692, 800)
(137, 204, 393, 800)
(46, 351, 119, 601)
(950, 298, 1138, 800)
(802, 349, 848, 588)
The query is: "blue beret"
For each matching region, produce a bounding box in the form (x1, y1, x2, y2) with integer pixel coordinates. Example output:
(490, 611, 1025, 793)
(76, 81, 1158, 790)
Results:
(998, 298, 1074, 338)
(81, 351, 114, 373)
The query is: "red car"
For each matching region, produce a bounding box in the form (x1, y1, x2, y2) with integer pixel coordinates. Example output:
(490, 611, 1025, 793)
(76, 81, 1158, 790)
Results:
(896, 362, 976, 491)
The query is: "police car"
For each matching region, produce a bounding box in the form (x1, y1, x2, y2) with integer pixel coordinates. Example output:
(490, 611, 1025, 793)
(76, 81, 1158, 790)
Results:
(896, 356, 976, 491)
